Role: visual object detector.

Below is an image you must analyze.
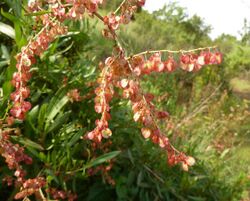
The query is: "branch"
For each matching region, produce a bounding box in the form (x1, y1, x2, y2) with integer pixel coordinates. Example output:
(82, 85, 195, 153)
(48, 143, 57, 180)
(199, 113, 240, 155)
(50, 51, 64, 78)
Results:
(93, 12, 104, 22)
(130, 46, 218, 58)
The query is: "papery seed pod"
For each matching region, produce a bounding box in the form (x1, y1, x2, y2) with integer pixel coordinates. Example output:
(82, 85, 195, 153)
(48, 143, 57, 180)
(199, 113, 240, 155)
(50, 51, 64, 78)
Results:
(215, 52, 223, 64)
(164, 57, 177, 72)
(180, 54, 190, 64)
(186, 156, 195, 166)
(197, 55, 205, 66)
(181, 162, 189, 171)
(141, 128, 151, 139)
(120, 79, 129, 89)
(22, 101, 32, 112)
(157, 62, 165, 72)
(155, 111, 169, 119)
(102, 29, 115, 39)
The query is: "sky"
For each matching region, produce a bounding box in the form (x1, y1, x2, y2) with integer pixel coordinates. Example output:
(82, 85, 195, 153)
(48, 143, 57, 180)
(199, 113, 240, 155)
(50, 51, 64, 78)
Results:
(144, 0, 250, 39)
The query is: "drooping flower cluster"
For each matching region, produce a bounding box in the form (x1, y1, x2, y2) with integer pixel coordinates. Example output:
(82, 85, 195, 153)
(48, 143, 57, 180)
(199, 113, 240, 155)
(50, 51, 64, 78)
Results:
(103, 0, 146, 35)
(85, 53, 134, 143)
(117, 76, 195, 170)
(10, 20, 67, 120)
(0, 130, 32, 183)
(0, 130, 43, 199)
(66, 0, 104, 19)
(0, 129, 48, 199)
(85, 64, 114, 143)
(180, 51, 222, 72)
(10, 52, 32, 120)
(129, 50, 222, 76)
(124, 50, 221, 168)
(0, 128, 78, 200)
(29, 0, 104, 20)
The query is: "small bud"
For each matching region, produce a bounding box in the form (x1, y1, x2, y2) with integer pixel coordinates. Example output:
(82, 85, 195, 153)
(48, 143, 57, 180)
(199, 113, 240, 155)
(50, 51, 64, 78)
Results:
(182, 162, 189, 171)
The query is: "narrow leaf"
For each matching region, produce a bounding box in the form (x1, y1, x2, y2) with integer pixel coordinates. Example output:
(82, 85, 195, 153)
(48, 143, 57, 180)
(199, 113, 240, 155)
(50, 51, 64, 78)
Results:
(45, 111, 71, 134)
(11, 136, 44, 151)
(85, 151, 121, 169)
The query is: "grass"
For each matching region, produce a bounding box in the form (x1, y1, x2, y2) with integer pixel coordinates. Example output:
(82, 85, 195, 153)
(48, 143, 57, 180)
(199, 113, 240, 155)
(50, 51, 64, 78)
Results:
(230, 75, 250, 100)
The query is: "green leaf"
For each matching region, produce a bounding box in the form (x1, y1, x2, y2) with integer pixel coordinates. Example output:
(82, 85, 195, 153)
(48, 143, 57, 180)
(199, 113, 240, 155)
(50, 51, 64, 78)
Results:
(24, 10, 52, 16)
(2, 81, 12, 99)
(45, 111, 71, 134)
(44, 169, 59, 184)
(38, 152, 47, 162)
(28, 105, 40, 120)
(85, 151, 121, 169)
(1, 8, 26, 48)
(25, 147, 40, 159)
(67, 130, 84, 147)
(3, 0, 22, 17)
(14, 22, 27, 49)
(1, 44, 10, 59)
(1, 8, 19, 22)
(37, 103, 47, 132)
(2, 51, 16, 98)
(11, 136, 44, 151)
(0, 60, 9, 68)
(45, 88, 69, 123)
(14, 22, 22, 46)
(0, 22, 15, 39)
(83, 66, 96, 78)
(26, 105, 40, 134)
(45, 94, 69, 128)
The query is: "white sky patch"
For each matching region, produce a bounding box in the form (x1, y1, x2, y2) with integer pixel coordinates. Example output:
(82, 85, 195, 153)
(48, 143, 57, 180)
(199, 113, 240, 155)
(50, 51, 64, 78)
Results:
(144, 0, 250, 39)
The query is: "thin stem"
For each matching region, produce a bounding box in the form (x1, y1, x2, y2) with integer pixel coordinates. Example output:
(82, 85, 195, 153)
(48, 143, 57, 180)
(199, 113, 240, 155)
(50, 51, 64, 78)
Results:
(93, 12, 104, 22)
(114, 0, 127, 14)
(100, 66, 109, 122)
(130, 46, 218, 58)
(38, 189, 46, 201)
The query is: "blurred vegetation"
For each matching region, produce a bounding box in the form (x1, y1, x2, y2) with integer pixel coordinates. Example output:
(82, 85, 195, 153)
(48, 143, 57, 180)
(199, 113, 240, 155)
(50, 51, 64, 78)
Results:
(0, 1, 249, 201)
